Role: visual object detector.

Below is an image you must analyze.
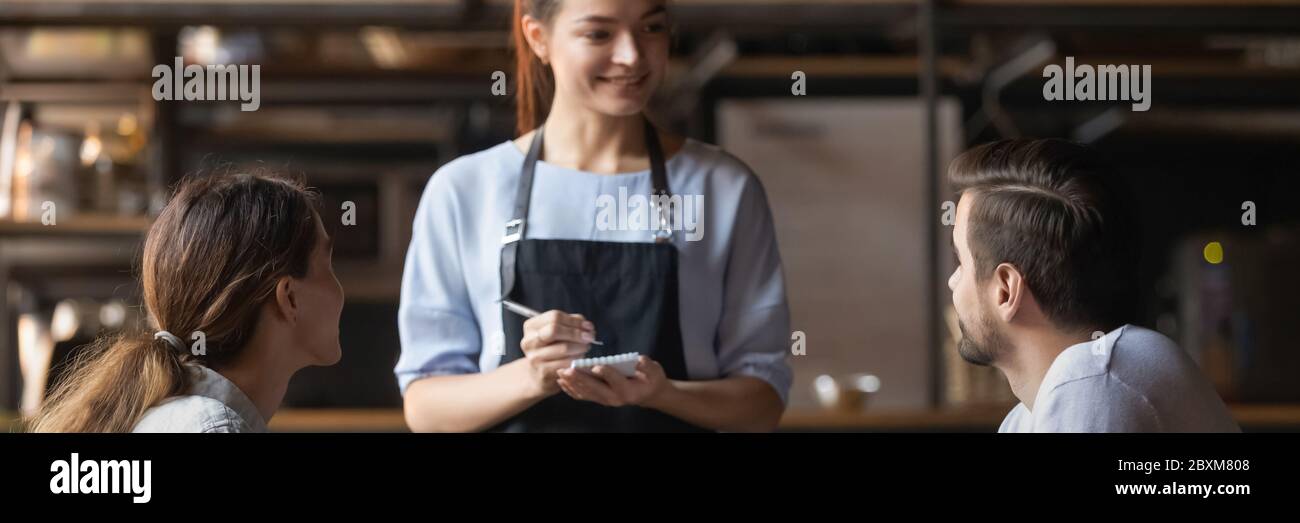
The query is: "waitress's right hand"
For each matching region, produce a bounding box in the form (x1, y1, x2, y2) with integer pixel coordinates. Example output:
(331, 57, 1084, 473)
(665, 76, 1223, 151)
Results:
(518, 310, 596, 398)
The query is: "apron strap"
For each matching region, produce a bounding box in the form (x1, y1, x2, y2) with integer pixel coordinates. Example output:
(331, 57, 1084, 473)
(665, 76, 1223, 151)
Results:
(644, 117, 674, 243)
(645, 117, 670, 198)
(499, 126, 544, 300)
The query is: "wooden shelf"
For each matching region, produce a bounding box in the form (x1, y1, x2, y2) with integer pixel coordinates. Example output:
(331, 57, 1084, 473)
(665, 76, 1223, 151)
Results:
(782, 404, 1300, 431)
(270, 407, 1008, 432)
(263, 404, 1300, 432)
(0, 216, 150, 237)
(269, 408, 409, 433)
(721, 56, 969, 79)
(0, 82, 152, 103)
(266, 407, 1009, 432)
(0, 0, 915, 28)
(780, 406, 1012, 431)
(2, 0, 1295, 33)
(7, 404, 1300, 432)
(1229, 404, 1300, 427)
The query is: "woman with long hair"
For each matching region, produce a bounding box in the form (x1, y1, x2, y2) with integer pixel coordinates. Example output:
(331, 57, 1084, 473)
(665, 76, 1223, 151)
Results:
(30, 172, 344, 433)
(397, 0, 791, 432)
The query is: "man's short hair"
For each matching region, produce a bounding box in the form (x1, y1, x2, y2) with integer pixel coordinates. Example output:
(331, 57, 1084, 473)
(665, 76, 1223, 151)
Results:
(949, 138, 1138, 331)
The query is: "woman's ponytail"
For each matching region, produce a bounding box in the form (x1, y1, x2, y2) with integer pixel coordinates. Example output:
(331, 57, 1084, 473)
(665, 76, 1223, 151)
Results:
(29, 333, 192, 433)
(512, 0, 560, 136)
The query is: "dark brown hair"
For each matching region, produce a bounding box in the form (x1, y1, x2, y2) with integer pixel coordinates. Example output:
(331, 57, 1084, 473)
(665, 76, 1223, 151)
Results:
(949, 138, 1138, 332)
(30, 171, 320, 432)
(513, 0, 563, 136)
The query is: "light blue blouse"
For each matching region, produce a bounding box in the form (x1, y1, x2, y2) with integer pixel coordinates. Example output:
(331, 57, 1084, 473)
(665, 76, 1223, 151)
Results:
(395, 138, 792, 404)
(132, 365, 267, 433)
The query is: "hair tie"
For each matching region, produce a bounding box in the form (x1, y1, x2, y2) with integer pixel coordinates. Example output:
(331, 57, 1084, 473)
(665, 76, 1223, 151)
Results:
(154, 331, 186, 353)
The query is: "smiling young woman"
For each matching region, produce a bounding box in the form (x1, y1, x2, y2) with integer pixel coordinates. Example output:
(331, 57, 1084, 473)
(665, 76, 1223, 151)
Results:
(396, 0, 793, 433)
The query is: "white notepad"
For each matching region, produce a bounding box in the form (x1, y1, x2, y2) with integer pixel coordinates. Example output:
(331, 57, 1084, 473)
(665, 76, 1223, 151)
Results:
(571, 352, 640, 377)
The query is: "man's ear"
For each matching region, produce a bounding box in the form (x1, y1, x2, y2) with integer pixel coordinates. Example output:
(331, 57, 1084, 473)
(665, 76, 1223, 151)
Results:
(273, 276, 298, 324)
(522, 15, 550, 64)
(992, 262, 1025, 323)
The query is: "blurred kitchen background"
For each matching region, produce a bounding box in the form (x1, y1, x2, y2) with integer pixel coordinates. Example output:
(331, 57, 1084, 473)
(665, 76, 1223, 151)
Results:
(2, 0, 1299, 432)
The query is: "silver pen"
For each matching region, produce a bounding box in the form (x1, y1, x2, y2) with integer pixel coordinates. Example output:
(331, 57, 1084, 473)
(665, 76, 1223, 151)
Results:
(499, 299, 605, 345)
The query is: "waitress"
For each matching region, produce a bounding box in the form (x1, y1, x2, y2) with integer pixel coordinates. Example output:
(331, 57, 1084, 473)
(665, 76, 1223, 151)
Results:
(396, 0, 790, 432)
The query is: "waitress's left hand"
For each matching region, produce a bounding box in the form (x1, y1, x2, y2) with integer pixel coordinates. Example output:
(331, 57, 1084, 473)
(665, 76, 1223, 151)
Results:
(556, 356, 669, 408)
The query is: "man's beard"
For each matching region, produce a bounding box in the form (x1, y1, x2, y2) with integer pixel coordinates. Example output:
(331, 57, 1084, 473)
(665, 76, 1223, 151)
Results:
(956, 303, 1008, 367)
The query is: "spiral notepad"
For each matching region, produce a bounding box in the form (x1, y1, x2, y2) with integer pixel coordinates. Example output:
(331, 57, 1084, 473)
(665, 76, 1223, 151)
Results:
(571, 352, 640, 377)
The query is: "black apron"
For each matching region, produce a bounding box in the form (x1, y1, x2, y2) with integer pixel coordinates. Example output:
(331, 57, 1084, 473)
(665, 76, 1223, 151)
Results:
(490, 118, 709, 433)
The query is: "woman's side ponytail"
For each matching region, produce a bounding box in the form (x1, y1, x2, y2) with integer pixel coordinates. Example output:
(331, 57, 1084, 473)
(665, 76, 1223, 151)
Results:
(29, 333, 192, 433)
